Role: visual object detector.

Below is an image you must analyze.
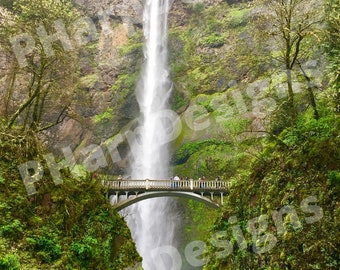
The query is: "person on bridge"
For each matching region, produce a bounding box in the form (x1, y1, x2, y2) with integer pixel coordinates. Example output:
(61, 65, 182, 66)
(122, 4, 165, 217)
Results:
(201, 176, 206, 188)
(215, 176, 221, 188)
(198, 177, 202, 188)
(174, 175, 180, 188)
(117, 175, 123, 187)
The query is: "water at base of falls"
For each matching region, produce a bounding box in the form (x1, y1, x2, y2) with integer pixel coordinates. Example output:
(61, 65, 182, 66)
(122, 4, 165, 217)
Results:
(124, 198, 182, 270)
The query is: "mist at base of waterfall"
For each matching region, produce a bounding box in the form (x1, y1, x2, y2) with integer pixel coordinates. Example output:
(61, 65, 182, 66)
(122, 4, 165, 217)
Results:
(124, 198, 184, 270)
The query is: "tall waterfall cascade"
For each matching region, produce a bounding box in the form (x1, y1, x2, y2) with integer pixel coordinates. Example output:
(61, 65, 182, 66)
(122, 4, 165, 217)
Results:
(124, 0, 180, 269)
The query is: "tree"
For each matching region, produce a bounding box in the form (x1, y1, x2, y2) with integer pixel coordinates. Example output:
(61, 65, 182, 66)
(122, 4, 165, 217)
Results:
(253, 0, 322, 120)
(0, 0, 80, 132)
(324, 0, 340, 112)
(0, 0, 14, 10)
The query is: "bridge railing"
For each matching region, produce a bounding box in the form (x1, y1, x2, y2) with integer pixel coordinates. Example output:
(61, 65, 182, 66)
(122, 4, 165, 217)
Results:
(101, 179, 228, 191)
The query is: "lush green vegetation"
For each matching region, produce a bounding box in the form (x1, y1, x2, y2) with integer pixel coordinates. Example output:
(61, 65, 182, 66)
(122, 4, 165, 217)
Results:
(167, 1, 339, 269)
(0, 126, 141, 269)
(169, 2, 263, 98)
(172, 139, 252, 180)
(0, 0, 141, 268)
(188, 1, 338, 269)
(204, 108, 339, 269)
(0, 0, 81, 132)
(0, 0, 339, 269)
(325, 0, 340, 112)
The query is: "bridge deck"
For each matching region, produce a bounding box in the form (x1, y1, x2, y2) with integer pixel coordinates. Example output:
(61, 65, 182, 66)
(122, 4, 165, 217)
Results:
(101, 179, 228, 193)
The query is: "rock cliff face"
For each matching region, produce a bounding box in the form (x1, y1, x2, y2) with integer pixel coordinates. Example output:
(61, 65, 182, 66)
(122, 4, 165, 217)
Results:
(0, 0, 224, 170)
(62, 0, 227, 173)
(0, 0, 324, 176)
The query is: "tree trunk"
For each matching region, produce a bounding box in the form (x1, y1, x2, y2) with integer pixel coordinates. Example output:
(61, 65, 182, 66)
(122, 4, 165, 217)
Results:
(7, 87, 40, 129)
(286, 68, 296, 120)
(298, 62, 319, 120)
(4, 66, 17, 118)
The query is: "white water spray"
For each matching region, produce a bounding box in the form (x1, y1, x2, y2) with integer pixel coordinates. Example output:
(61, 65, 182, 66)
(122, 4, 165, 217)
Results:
(125, 0, 180, 269)
(131, 0, 172, 179)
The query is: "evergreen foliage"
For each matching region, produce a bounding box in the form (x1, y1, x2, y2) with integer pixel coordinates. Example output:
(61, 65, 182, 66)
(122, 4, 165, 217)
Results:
(0, 126, 141, 269)
(204, 110, 339, 269)
(324, 0, 340, 112)
(167, 1, 339, 269)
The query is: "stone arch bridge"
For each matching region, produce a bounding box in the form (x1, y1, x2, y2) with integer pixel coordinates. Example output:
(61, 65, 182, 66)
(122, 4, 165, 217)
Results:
(101, 178, 229, 211)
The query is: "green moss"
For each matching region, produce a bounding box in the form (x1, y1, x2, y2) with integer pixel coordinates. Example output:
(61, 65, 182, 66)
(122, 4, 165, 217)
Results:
(227, 7, 251, 28)
(199, 33, 226, 48)
(171, 90, 188, 111)
(93, 108, 114, 124)
(195, 94, 214, 110)
(118, 42, 143, 57)
(111, 73, 138, 95)
(0, 126, 141, 269)
(168, 2, 260, 96)
(118, 30, 143, 57)
(172, 139, 223, 165)
(79, 74, 99, 88)
(172, 138, 253, 180)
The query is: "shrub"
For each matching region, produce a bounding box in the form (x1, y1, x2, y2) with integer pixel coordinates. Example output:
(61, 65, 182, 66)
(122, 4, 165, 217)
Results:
(199, 33, 225, 48)
(26, 233, 62, 263)
(0, 220, 24, 240)
(0, 254, 20, 270)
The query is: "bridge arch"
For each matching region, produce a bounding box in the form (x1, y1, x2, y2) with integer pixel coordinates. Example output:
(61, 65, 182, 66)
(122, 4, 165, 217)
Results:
(110, 191, 220, 211)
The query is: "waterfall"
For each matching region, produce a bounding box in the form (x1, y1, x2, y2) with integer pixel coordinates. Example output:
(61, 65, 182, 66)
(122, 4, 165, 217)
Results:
(124, 0, 180, 269)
